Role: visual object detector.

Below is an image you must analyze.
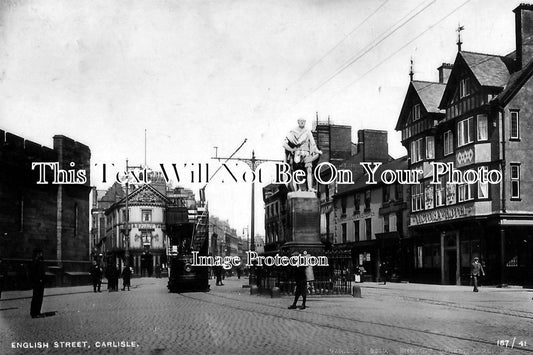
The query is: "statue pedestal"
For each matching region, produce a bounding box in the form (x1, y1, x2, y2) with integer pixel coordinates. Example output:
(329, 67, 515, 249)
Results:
(282, 191, 324, 255)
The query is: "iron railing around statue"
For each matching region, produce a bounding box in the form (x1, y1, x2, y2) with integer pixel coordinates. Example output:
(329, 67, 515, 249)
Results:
(256, 251, 354, 296)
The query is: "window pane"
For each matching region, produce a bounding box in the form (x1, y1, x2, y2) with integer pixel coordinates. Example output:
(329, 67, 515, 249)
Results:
(446, 184, 456, 205)
(477, 114, 488, 141)
(468, 117, 474, 142)
(426, 136, 434, 159)
(478, 182, 488, 199)
(512, 181, 519, 198)
(511, 164, 520, 198)
(424, 183, 434, 210)
(444, 131, 453, 155)
(511, 111, 519, 139)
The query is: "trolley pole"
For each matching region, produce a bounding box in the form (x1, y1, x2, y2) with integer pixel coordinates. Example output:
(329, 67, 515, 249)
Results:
(213, 150, 282, 286)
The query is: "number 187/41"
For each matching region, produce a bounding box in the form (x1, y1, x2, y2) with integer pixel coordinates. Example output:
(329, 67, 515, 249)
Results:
(497, 339, 527, 347)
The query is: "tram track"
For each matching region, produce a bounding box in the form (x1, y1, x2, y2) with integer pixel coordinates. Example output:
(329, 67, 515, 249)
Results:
(397, 294, 533, 320)
(177, 291, 533, 354)
(359, 286, 533, 320)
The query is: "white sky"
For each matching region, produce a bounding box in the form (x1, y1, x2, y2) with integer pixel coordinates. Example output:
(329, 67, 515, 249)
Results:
(0, 0, 525, 235)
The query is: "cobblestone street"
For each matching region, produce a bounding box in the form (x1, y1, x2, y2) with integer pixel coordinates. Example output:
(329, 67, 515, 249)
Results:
(1, 277, 532, 355)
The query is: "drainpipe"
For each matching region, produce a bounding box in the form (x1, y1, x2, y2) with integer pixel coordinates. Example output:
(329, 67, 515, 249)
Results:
(497, 106, 506, 286)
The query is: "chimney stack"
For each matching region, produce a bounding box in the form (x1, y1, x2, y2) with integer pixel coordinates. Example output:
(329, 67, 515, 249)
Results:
(357, 129, 388, 162)
(438, 63, 453, 84)
(514, 4, 533, 69)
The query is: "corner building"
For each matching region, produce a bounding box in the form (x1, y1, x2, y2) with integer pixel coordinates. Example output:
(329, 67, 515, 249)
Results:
(396, 4, 533, 286)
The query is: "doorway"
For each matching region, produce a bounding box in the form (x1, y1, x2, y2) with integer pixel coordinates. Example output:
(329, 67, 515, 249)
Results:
(444, 250, 457, 285)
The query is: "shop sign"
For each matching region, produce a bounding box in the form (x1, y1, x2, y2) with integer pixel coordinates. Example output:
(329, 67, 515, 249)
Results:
(130, 223, 162, 229)
(353, 211, 374, 219)
(410, 205, 473, 226)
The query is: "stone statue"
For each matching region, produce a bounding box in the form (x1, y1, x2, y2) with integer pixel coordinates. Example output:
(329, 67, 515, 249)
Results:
(283, 119, 322, 193)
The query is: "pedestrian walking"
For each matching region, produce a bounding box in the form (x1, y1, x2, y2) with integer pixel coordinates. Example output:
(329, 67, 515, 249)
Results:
(90, 261, 103, 292)
(305, 264, 315, 295)
(214, 265, 223, 286)
(107, 264, 119, 292)
(288, 252, 307, 310)
(380, 261, 389, 285)
(471, 256, 485, 292)
(122, 265, 132, 291)
(155, 264, 161, 278)
(355, 264, 366, 283)
(113, 265, 120, 291)
(30, 248, 46, 318)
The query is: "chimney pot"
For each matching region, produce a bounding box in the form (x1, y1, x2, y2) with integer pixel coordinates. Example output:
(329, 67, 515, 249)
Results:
(514, 3, 533, 69)
(437, 63, 453, 84)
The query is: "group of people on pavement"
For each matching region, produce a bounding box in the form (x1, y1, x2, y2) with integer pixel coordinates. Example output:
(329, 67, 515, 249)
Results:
(90, 261, 132, 292)
(16, 245, 489, 319)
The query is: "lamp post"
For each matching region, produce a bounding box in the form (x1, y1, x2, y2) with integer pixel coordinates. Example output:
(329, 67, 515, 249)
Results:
(124, 159, 130, 264)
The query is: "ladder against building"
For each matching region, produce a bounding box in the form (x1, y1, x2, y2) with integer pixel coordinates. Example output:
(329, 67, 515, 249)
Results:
(192, 207, 209, 252)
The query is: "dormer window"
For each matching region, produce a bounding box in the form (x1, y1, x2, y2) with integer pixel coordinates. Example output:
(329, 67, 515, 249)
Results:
(459, 78, 471, 98)
(412, 104, 421, 121)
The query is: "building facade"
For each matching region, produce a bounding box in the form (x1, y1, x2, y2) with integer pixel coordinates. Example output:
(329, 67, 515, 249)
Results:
(314, 124, 393, 247)
(332, 157, 410, 282)
(105, 183, 170, 275)
(396, 4, 533, 286)
(0, 130, 91, 287)
(263, 183, 289, 255)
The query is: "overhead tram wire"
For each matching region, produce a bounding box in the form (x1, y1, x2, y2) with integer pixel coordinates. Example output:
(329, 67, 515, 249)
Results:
(255, 1, 390, 127)
(299, 0, 436, 104)
(278, 0, 436, 119)
(270, 0, 434, 124)
(286, 0, 390, 90)
(192, 139, 248, 247)
(332, 0, 473, 100)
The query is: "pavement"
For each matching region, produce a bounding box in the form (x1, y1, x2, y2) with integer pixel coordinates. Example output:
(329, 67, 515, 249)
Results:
(0, 277, 532, 355)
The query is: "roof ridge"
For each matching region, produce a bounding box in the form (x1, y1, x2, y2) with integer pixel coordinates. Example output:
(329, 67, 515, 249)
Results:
(412, 80, 444, 85)
(461, 50, 506, 59)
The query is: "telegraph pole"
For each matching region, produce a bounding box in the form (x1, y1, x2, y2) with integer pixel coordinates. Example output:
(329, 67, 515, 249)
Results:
(213, 150, 282, 253)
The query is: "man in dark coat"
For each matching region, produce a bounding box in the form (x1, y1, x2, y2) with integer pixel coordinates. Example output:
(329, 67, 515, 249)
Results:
(214, 265, 223, 286)
(90, 261, 103, 292)
(288, 252, 307, 310)
(111, 264, 119, 291)
(30, 248, 46, 318)
(122, 265, 132, 291)
(380, 261, 389, 285)
(471, 256, 485, 292)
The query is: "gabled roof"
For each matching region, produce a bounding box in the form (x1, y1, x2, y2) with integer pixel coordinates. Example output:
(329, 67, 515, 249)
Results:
(412, 81, 446, 113)
(493, 55, 533, 105)
(114, 183, 170, 207)
(439, 51, 513, 108)
(395, 80, 445, 131)
(100, 182, 125, 203)
(460, 51, 511, 87)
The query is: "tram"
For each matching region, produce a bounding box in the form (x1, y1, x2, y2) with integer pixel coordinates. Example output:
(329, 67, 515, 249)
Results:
(166, 205, 210, 292)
